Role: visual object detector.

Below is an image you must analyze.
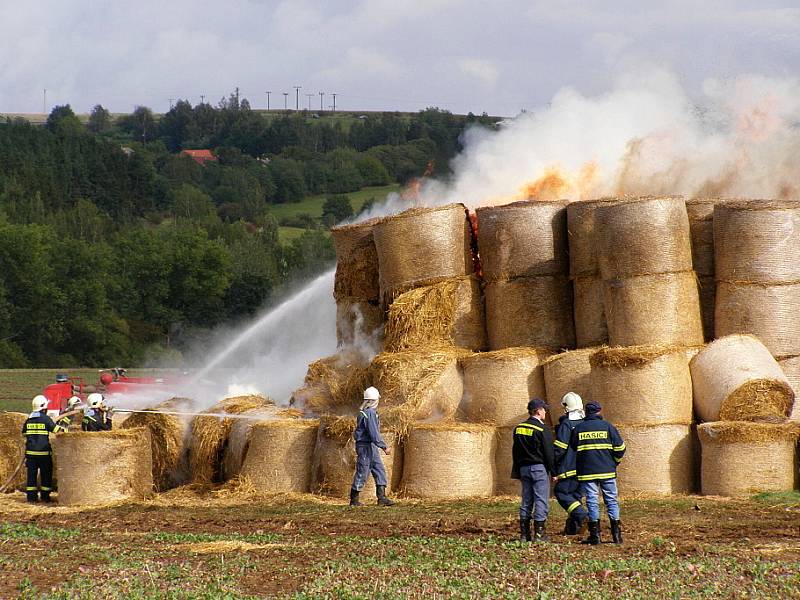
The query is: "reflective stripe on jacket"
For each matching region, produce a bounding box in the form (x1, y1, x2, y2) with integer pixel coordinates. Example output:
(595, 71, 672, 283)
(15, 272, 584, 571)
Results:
(21, 412, 56, 455)
(568, 414, 625, 481)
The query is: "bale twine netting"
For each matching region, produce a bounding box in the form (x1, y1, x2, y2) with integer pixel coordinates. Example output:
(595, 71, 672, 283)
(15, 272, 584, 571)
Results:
(566, 197, 628, 277)
(714, 282, 800, 358)
(53, 428, 153, 505)
(240, 419, 320, 493)
(603, 272, 704, 347)
(332, 217, 381, 302)
(615, 423, 697, 494)
(120, 397, 192, 491)
(484, 275, 575, 350)
(401, 423, 495, 499)
(372, 204, 473, 306)
(292, 350, 370, 417)
(335, 298, 384, 347)
(685, 198, 723, 277)
(590, 345, 694, 425)
(494, 426, 517, 496)
(596, 196, 692, 280)
(312, 416, 403, 500)
(698, 276, 716, 342)
(698, 422, 798, 497)
(714, 200, 800, 284)
(383, 276, 487, 352)
(542, 348, 596, 409)
(0, 412, 27, 492)
(778, 356, 800, 421)
(459, 348, 550, 426)
(573, 275, 608, 347)
(690, 335, 795, 423)
(476, 200, 568, 280)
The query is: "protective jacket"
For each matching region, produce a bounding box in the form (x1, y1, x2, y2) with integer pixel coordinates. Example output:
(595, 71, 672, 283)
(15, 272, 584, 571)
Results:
(53, 413, 73, 433)
(511, 417, 554, 479)
(554, 414, 583, 479)
(82, 409, 112, 431)
(353, 407, 387, 449)
(568, 414, 625, 481)
(21, 412, 56, 456)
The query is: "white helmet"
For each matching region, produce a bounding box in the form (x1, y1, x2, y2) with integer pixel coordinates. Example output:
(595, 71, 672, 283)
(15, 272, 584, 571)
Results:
(363, 386, 380, 401)
(87, 393, 104, 409)
(32, 395, 49, 412)
(561, 392, 583, 412)
(67, 396, 82, 409)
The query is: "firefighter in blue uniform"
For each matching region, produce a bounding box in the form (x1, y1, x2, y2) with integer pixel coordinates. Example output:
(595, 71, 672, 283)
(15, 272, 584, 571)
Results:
(553, 392, 589, 535)
(82, 394, 112, 431)
(53, 396, 82, 433)
(511, 398, 555, 542)
(21, 395, 58, 503)
(569, 401, 626, 544)
(349, 387, 395, 507)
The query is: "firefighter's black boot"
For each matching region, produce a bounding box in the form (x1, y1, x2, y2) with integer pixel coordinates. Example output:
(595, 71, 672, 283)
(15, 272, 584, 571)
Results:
(40, 492, 52, 503)
(349, 488, 361, 507)
(610, 519, 623, 544)
(533, 520, 549, 542)
(562, 516, 578, 535)
(376, 485, 395, 506)
(581, 520, 601, 545)
(26, 492, 38, 504)
(519, 518, 531, 542)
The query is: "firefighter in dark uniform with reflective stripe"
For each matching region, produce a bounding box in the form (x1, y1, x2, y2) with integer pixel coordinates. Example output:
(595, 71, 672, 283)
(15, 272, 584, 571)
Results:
(22, 395, 57, 503)
(511, 398, 555, 542)
(553, 392, 589, 535)
(82, 394, 112, 431)
(349, 387, 395, 507)
(569, 401, 626, 545)
(53, 396, 82, 433)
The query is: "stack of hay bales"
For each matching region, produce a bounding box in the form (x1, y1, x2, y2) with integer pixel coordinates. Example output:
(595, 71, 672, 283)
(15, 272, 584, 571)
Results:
(596, 197, 703, 347)
(478, 200, 575, 350)
(0, 412, 27, 492)
(542, 348, 595, 408)
(292, 349, 370, 417)
(332, 218, 384, 346)
(590, 346, 696, 494)
(686, 198, 725, 341)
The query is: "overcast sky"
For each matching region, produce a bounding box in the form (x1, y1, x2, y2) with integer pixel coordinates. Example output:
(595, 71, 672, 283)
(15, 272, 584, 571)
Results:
(1, 1, 798, 116)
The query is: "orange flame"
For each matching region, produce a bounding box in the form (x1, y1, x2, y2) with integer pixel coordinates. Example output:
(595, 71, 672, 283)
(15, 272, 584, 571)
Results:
(480, 162, 601, 207)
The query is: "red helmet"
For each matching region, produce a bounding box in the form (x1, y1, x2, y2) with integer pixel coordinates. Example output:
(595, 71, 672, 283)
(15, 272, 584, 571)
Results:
(100, 373, 114, 386)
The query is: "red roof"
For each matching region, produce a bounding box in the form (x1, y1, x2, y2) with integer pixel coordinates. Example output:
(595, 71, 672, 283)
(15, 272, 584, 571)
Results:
(181, 149, 217, 164)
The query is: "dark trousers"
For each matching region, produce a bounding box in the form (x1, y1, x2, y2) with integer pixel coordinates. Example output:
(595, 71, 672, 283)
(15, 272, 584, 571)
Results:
(554, 477, 588, 521)
(26, 454, 53, 500)
(351, 443, 388, 491)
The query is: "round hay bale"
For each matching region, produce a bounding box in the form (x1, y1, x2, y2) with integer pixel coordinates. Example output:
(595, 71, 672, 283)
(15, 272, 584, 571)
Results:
(778, 356, 800, 421)
(401, 423, 495, 499)
(573, 275, 608, 348)
(690, 335, 794, 422)
(0, 412, 27, 493)
(542, 348, 596, 409)
(240, 419, 320, 493)
(373, 204, 473, 305)
(566, 197, 628, 277)
(603, 272, 704, 347)
(332, 218, 381, 302)
(383, 276, 487, 352)
(714, 200, 800, 284)
(484, 275, 575, 350)
(311, 416, 402, 500)
(335, 299, 384, 347)
(53, 428, 153, 505)
(615, 423, 697, 494)
(685, 198, 721, 277)
(222, 405, 298, 480)
(714, 282, 800, 358)
(698, 276, 715, 342)
(292, 349, 370, 417)
(459, 348, 550, 426)
(589, 345, 694, 425)
(698, 421, 798, 497)
(476, 200, 568, 280)
(494, 426, 518, 496)
(120, 398, 192, 491)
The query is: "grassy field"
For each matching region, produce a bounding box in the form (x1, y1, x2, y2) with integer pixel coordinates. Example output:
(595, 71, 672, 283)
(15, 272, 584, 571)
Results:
(0, 491, 797, 598)
(269, 184, 402, 221)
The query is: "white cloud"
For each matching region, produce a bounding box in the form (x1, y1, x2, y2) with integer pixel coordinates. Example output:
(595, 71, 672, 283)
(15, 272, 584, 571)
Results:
(457, 58, 498, 89)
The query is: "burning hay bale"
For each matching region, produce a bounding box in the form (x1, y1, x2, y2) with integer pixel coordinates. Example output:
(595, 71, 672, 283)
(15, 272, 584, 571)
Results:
(459, 348, 550, 426)
(311, 416, 403, 500)
(615, 424, 697, 494)
(383, 276, 487, 352)
(573, 275, 608, 347)
(494, 426, 517, 496)
(603, 272, 704, 347)
(690, 335, 795, 423)
(0, 412, 27, 492)
(476, 200, 568, 280)
(53, 428, 153, 505)
(778, 356, 800, 421)
(400, 423, 495, 499)
(240, 419, 320, 493)
(332, 218, 381, 302)
(698, 421, 798, 497)
(120, 398, 191, 491)
(372, 204, 473, 306)
(542, 348, 596, 409)
(188, 395, 273, 484)
(335, 299, 384, 347)
(292, 350, 370, 417)
(566, 197, 628, 278)
(484, 275, 575, 350)
(589, 345, 694, 425)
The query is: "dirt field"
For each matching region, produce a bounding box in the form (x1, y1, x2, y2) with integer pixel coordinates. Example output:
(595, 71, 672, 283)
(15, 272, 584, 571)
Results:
(0, 488, 797, 599)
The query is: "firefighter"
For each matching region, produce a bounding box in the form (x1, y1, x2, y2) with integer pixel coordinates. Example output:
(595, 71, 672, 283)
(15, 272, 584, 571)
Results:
(82, 393, 112, 431)
(54, 396, 82, 433)
(22, 395, 57, 503)
(511, 398, 555, 542)
(349, 386, 395, 507)
(569, 401, 626, 545)
(553, 392, 589, 535)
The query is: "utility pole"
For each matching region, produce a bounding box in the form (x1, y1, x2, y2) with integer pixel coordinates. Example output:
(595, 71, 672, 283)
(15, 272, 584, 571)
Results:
(283, 92, 289, 110)
(200, 94, 205, 104)
(42, 89, 47, 115)
(306, 93, 314, 110)
(168, 98, 174, 110)
(265, 91, 271, 110)
(293, 85, 301, 110)
(319, 91, 325, 111)
(331, 93, 337, 112)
